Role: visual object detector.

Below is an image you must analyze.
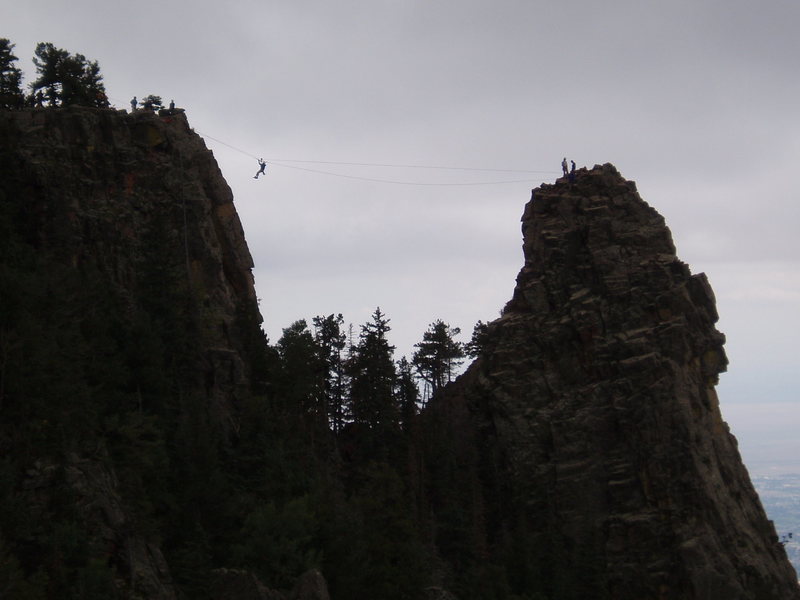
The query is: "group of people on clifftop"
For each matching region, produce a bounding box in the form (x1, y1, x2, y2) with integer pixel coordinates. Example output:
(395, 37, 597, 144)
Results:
(561, 157, 577, 182)
(130, 96, 177, 114)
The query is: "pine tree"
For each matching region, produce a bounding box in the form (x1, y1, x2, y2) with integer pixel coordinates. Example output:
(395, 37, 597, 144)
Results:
(30, 43, 108, 107)
(312, 313, 347, 433)
(30, 43, 67, 106)
(0, 39, 24, 109)
(395, 357, 419, 432)
(412, 320, 465, 398)
(466, 320, 490, 358)
(76, 57, 108, 107)
(347, 308, 398, 431)
(276, 320, 322, 418)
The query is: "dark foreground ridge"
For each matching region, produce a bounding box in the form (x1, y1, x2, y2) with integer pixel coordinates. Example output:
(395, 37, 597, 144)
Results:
(434, 164, 800, 599)
(1, 105, 796, 599)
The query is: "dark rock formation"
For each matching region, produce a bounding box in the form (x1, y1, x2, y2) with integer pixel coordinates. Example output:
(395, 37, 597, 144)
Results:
(441, 164, 799, 599)
(0, 106, 264, 599)
(210, 568, 284, 600)
(290, 569, 331, 600)
(209, 567, 330, 600)
(1, 105, 258, 428)
(21, 454, 177, 599)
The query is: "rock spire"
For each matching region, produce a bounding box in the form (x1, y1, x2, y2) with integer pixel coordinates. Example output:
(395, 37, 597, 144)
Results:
(446, 164, 799, 599)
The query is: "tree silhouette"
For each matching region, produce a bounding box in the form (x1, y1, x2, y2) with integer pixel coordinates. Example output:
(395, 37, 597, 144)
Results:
(30, 42, 108, 107)
(313, 313, 348, 433)
(141, 94, 163, 111)
(347, 308, 397, 430)
(0, 39, 24, 109)
(276, 320, 322, 418)
(412, 320, 465, 397)
(395, 357, 419, 431)
(465, 320, 490, 358)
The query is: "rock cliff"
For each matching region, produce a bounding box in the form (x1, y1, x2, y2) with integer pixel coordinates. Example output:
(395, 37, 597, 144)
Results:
(2, 105, 259, 430)
(439, 164, 799, 599)
(0, 106, 264, 599)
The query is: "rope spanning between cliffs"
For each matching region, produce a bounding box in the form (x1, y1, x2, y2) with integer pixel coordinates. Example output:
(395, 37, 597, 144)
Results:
(196, 130, 559, 186)
(105, 95, 558, 185)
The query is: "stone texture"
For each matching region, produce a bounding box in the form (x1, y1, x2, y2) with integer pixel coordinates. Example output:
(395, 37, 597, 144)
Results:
(207, 568, 330, 600)
(290, 569, 331, 600)
(0, 106, 262, 599)
(1, 105, 258, 432)
(210, 568, 285, 600)
(447, 164, 799, 599)
(21, 454, 177, 600)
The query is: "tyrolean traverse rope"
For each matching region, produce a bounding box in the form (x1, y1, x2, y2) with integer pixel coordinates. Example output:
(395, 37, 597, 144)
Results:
(195, 130, 559, 186)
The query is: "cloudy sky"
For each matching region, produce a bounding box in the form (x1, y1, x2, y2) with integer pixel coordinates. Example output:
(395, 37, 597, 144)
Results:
(6, 0, 799, 475)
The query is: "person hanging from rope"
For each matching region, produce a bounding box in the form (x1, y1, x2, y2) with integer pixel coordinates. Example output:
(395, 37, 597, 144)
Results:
(254, 158, 267, 179)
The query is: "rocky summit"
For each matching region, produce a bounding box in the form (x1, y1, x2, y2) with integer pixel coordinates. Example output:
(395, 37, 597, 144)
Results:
(439, 164, 800, 599)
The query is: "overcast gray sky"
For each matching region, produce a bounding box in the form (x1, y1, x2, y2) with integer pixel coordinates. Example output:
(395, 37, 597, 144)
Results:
(6, 0, 800, 475)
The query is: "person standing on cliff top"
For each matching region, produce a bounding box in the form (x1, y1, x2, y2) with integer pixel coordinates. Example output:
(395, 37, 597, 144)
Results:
(569, 160, 577, 183)
(254, 159, 267, 179)
(130, 96, 137, 112)
(562, 157, 568, 177)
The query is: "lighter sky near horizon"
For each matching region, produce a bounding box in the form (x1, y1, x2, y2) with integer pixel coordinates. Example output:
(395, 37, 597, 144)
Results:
(5, 0, 800, 476)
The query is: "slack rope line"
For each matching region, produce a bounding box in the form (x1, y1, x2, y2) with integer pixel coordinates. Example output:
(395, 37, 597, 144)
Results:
(197, 130, 559, 186)
(259, 158, 555, 174)
(266, 163, 540, 186)
(108, 97, 557, 184)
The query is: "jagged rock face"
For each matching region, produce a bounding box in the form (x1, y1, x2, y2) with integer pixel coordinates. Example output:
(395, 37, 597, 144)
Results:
(454, 165, 799, 599)
(22, 453, 177, 600)
(0, 106, 262, 599)
(1, 106, 258, 428)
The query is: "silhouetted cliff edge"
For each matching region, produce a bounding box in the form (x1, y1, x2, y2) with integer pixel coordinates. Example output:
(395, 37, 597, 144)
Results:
(430, 164, 800, 599)
(0, 106, 271, 599)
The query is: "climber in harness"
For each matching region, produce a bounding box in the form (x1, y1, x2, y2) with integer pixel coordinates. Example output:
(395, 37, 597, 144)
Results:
(254, 158, 267, 179)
